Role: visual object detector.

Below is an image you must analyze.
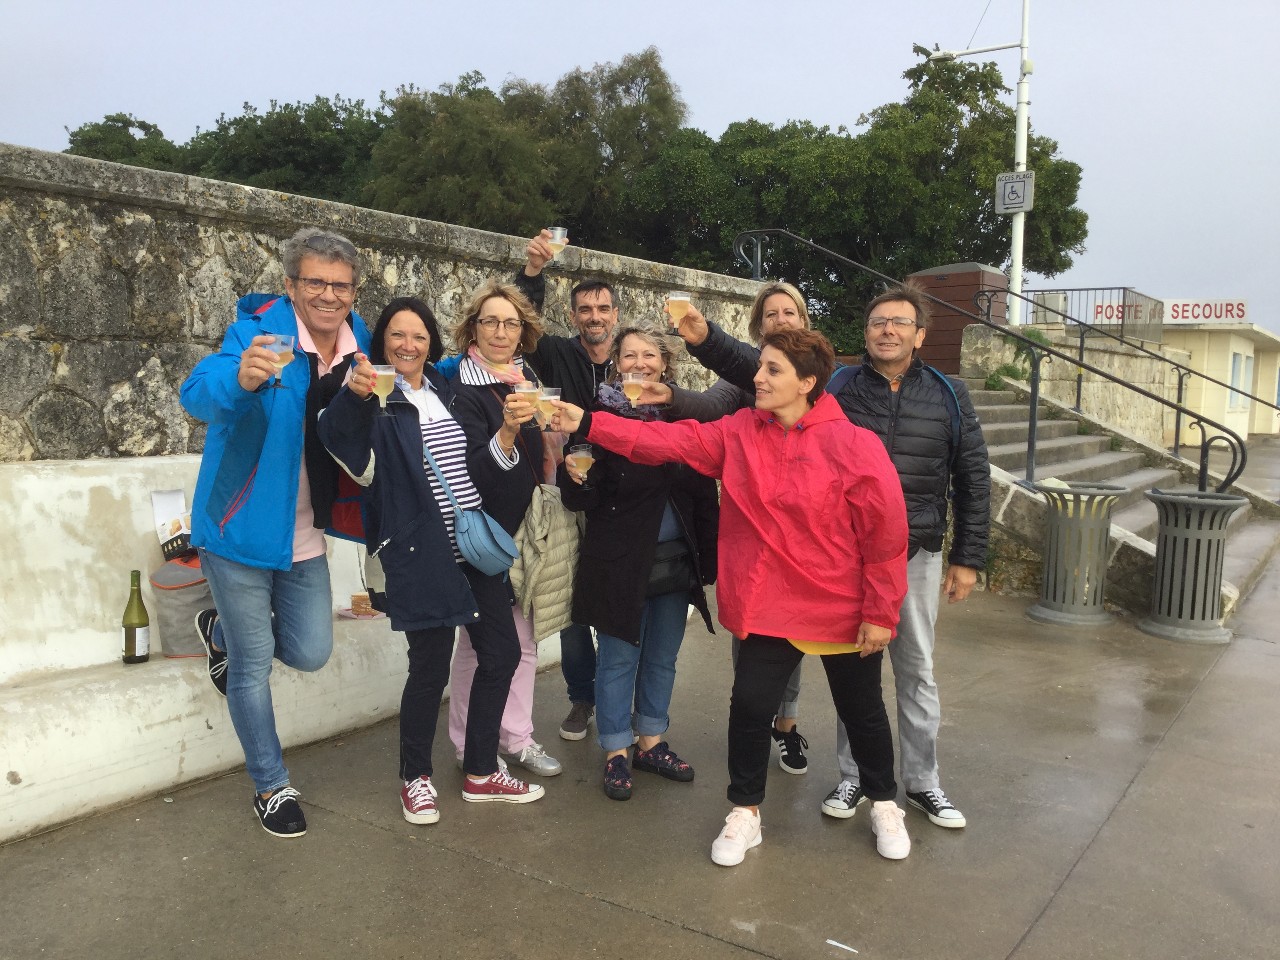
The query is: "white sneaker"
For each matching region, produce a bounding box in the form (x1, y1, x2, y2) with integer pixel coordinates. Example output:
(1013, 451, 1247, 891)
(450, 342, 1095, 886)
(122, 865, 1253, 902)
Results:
(869, 801, 911, 860)
(506, 741, 563, 777)
(711, 807, 762, 867)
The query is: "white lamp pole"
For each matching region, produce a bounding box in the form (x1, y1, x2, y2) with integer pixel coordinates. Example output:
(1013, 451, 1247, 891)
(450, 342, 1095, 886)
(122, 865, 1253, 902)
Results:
(930, 0, 1033, 324)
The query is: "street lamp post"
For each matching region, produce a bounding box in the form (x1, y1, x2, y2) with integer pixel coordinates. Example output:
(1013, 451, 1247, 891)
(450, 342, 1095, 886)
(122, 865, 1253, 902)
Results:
(930, 0, 1033, 324)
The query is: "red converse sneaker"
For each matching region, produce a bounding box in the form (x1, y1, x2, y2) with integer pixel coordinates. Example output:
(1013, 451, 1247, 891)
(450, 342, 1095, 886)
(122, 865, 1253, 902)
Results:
(401, 776, 440, 824)
(461, 768, 545, 804)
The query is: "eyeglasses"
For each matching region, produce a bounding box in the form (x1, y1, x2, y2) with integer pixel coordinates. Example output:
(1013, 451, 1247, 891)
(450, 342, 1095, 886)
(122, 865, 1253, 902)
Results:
(866, 316, 917, 331)
(477, 318, 525, 334)
(294, 277, 356, 297)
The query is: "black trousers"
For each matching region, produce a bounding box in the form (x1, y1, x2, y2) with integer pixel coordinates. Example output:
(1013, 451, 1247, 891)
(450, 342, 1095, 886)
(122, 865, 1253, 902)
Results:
(398, 564, 520, 781)
(728, 634, 896, 807)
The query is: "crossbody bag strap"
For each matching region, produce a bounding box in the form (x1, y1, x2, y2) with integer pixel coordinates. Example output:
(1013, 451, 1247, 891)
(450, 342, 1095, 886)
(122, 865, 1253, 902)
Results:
(421, 443, 464, 519)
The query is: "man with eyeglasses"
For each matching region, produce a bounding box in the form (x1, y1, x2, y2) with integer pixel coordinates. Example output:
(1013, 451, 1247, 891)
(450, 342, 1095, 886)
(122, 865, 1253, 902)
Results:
(509, 230, 623, 742)
(669, 281, 990, 833)
(181, 227, 372, 838)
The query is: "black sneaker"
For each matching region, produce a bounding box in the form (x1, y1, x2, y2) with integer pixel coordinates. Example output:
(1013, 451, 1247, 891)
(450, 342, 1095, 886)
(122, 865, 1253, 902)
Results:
(821, 780, 866, 819)
(906, 789, 967, 828)
(772, 725, 809, 775)
(253, 786, 307, 838)
(194, 609, 228, 698)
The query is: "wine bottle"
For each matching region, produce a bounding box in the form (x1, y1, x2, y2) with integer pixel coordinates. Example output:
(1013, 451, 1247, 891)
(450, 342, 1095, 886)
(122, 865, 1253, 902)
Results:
(122, 569, 150, 664)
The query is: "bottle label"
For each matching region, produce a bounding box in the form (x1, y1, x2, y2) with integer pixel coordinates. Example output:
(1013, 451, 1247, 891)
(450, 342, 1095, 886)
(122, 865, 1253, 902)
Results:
(122, 626, 150, 657)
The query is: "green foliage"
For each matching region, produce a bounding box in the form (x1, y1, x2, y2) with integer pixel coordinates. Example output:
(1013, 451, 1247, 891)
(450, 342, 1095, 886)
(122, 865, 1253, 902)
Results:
(186, 96, 386, 205)
(985, 362, 1027, 389)
(62, 46, 1087, 340)
(65, 113, 183, 171)
(366, 79, 556, 232)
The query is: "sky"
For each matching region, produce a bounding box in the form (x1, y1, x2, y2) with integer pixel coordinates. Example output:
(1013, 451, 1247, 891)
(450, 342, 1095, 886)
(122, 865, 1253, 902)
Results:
(3, 0, 1279, 330)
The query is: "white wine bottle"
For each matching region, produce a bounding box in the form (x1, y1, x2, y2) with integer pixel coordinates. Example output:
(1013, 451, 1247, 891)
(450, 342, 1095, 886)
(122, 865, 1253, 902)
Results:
(121, 569, 150, 664)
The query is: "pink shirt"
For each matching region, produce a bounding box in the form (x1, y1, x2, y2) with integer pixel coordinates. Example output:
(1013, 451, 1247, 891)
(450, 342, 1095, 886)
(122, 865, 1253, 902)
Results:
(292, 316, 360, 562)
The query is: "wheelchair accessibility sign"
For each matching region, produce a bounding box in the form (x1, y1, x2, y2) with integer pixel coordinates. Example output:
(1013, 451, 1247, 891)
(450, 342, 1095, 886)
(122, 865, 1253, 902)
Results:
(996, 171, 1035, 214)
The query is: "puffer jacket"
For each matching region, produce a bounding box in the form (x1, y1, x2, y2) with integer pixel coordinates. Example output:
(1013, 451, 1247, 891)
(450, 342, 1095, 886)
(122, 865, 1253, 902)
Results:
(687, 321, 990, 568)
(833, 358, 989, 566)
(510, 483, 579, 642)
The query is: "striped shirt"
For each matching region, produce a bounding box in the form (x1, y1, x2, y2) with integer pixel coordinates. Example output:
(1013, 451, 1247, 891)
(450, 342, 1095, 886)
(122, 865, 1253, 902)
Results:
(401, 379, 482, 563)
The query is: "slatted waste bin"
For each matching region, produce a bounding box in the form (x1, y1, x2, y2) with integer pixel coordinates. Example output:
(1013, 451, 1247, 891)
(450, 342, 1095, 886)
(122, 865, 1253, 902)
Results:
(1138, 489, 1248, 644)
(1027, 481, 1125, 625)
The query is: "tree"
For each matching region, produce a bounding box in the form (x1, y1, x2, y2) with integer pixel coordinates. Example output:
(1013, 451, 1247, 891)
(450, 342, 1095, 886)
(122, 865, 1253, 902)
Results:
(365, 76, 557, 233)
(182, 96, 385, 205)
(65, 113, 183, 171)
(620, 48, 1088, 353)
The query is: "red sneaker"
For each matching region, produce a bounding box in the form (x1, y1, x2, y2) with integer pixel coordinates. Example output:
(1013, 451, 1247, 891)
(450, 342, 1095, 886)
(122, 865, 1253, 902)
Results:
(401, 775, 440, 824)
(461, 768, 545, 804)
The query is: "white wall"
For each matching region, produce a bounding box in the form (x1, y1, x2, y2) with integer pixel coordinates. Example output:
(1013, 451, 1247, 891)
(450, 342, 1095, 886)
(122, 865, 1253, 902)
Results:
(0, 454, 564, 842)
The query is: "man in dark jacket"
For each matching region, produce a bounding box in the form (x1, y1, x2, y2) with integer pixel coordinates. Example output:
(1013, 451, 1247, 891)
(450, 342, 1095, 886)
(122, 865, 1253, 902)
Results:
(510, 230, 623, 741)
(672, 282, 990, 831)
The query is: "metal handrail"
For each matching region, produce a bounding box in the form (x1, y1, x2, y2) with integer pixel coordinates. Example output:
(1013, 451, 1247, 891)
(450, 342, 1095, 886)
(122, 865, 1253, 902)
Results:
(1012, 287, 1280, 456)
(731, 228, 1247, 492)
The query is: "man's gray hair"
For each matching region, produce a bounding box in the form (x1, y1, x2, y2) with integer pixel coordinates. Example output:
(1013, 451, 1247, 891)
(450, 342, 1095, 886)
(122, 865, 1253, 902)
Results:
(281, 227, 363, 285)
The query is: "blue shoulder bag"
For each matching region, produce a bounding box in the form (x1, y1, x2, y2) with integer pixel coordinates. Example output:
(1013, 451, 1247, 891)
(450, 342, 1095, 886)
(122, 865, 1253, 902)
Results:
(421, 443, 519, 576)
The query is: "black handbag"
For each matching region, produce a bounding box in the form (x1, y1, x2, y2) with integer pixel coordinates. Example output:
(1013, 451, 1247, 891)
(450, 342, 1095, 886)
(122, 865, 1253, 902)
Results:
(646, 538, 696, 598)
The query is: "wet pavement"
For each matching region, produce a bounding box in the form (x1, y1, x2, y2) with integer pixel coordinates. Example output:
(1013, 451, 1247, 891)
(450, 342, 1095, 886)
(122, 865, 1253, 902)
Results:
(3, 574, 1279, 959)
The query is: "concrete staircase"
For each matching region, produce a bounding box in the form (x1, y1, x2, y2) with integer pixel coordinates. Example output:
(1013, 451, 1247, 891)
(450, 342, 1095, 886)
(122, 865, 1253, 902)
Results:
(970, 379, 1280, 608)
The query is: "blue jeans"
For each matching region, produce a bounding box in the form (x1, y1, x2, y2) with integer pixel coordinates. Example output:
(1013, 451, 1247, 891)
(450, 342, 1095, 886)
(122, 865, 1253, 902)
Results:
(560, 622, 597, 705)
(594, 591, 689, 753)
(200, 549, 333, 795)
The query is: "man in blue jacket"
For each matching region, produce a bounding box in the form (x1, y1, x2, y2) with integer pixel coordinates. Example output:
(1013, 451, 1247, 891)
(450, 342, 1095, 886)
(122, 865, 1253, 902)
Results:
(182, 227, 372, 838)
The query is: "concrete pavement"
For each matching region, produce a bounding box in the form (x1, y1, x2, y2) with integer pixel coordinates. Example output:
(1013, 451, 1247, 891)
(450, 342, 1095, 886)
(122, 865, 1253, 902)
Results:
(3, 574, 1279, 960)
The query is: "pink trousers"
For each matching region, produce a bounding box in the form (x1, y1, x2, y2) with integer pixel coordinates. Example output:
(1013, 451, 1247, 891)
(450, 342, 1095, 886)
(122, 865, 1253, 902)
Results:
(449, 605, 538, 757)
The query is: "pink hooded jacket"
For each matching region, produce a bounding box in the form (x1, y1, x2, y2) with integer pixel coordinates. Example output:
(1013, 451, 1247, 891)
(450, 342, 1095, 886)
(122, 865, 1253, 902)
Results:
(584, 392, 908, 644)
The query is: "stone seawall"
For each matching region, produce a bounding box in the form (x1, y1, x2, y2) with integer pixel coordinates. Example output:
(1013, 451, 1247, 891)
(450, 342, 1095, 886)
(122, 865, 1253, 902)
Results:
(0, 143, 760, 462)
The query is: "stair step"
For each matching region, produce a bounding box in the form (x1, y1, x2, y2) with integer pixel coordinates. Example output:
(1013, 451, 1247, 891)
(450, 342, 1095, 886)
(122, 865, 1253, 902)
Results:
(981, 418, 1077, 446)
(987, 434, 1111, 470)
(1011, 452, 1153, 488)
(1223, 517, 1280, 599)
(966, 389, 1020, 405)
(974, 404, 1032, 424)
(1101, 466, 1185, 510)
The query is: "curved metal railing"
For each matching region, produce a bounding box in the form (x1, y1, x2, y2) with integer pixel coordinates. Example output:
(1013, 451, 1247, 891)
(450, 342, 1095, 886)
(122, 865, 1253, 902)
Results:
(731, 228, 1247, 492)
(990, 287, 1280, 460)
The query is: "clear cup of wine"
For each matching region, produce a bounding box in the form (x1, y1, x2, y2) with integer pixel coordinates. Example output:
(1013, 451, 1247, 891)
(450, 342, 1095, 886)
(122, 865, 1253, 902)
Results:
(264, 334, 295, 389)
(537, 386, 561, 430)
(547, 227, 569, 258)
(621, 372, 646, 407)
(371, 365, 397, 415)
(566, 444, 595, 489)
(665, 292, 691, 335)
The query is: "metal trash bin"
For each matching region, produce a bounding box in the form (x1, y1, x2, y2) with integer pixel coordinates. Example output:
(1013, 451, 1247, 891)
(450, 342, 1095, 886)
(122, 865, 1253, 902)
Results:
(1027, 481, 1125, 625)
(1139, 489, 1248, 644)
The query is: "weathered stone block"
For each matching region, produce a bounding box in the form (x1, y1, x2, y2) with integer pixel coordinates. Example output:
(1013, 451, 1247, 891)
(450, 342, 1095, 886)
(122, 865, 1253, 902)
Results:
(57, 341, 161, 407)
(0, 414, 34, 460)
(0, 338, 55, 415)
(27, 389, 107, 458)
(103, 358, 189, 456)
(39, 243, 130, 340)
(0, 202, 40, 335)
